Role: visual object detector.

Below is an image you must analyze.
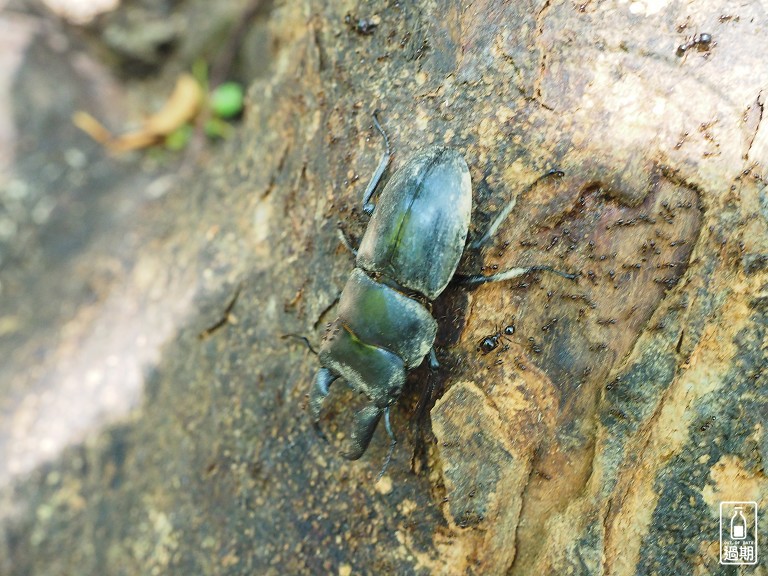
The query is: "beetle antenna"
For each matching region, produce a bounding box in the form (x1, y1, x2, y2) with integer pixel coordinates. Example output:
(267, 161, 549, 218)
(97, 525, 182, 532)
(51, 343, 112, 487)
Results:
(281, 333, 318, 355)
(362, 109, 392, 215)
(376, 407, 397, 482)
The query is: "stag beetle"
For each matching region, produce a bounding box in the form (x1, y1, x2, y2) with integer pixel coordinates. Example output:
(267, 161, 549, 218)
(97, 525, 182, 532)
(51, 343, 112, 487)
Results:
(308, 112, 575, 468)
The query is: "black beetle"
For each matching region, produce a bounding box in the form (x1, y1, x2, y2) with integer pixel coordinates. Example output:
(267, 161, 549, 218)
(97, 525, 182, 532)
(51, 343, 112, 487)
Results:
(309, 113, 575, 465)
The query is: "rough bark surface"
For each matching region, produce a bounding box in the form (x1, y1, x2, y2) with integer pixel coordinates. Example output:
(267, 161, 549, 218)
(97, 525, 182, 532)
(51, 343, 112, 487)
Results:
(1, 1, 766, 575)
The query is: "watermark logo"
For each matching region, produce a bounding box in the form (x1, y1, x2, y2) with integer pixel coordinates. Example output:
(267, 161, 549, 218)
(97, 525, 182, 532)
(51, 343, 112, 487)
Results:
(720, 501, 758, 565)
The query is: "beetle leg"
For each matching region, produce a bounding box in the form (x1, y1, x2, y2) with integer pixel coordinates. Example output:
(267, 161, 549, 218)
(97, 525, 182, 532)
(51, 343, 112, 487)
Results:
(428, 347, 440, 370)
(362, 110, 391, 215)
(376, 407, 397, 481)
(309, 368, 338, 441)
(336, 226, 358, 256)
(456, 264, 577, 286)
(280, 333, 318, 355)
(341, 404, 383, 460)
(470, 168, 564, 248)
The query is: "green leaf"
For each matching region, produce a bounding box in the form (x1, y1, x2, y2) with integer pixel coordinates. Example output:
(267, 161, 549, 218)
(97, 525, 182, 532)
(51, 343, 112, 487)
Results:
(210, 82, 244, 119)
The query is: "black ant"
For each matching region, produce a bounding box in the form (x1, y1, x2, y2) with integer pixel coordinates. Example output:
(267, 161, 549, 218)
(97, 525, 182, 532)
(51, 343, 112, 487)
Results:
(478, 324, 516, 354)
(676, 33, 712, 57)
(345, 13, 378, 35)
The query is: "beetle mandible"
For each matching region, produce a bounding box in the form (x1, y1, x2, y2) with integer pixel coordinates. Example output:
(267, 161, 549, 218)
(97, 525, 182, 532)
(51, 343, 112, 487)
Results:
(309, 112, 575, 465)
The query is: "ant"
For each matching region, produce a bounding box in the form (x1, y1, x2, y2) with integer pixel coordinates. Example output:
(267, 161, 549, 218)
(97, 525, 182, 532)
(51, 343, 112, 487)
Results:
(345, 13, 378, 35)
(676, 33, 712, 57)
(478, 324, 516, 354)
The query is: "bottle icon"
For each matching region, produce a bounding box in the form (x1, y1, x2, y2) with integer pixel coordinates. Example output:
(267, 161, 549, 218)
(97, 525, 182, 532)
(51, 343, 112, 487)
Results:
(731, 507, 747, 540)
